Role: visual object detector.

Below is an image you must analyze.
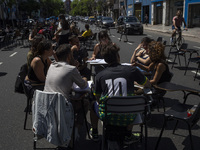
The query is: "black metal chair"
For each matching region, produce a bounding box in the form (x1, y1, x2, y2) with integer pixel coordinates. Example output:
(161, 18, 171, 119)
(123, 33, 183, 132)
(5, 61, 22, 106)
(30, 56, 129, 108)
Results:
(32, 90, 74, 150)
(155, 102, 200, 150)
(70, 91, 91, 141)
(0, 35, 5, 49)
(184, 55, 200, 80)
(19, 73, 34, 130)
(170, 43, 188, 69)
(16, 63, 32, 130)
(88, 33, 97, 49)
(101, 96, 149, 150)
(151, 72, 174, 112)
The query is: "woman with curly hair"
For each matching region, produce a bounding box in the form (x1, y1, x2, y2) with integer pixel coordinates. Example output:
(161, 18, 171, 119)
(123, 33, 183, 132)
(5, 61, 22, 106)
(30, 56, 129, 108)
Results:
(132, 41, 171, 85)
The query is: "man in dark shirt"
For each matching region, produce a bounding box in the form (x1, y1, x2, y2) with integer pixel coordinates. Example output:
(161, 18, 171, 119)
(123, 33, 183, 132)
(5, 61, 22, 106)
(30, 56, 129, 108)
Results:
(69, 35, 91, 80)
(90, 43, 151, 143)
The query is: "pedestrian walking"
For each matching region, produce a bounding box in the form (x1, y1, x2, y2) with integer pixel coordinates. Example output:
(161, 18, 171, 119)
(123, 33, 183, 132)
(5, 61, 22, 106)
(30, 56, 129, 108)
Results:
(145, 14, 148, 26)
(119, 24, 128, 42)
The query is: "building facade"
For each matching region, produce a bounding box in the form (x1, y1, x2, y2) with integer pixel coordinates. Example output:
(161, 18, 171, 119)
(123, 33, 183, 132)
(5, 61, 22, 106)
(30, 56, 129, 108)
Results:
(185, 0, 200, 27)
(124, 0, 200, 27)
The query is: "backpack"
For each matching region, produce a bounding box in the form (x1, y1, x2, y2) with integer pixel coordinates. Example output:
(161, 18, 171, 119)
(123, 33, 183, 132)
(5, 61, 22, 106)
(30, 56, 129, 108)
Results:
(14, 63, 28, 93)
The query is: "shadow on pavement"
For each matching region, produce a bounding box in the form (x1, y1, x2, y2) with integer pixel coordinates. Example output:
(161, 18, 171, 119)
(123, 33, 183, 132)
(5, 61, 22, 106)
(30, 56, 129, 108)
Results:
(0, 72, 7, 77)
(182, 135, 200, 150)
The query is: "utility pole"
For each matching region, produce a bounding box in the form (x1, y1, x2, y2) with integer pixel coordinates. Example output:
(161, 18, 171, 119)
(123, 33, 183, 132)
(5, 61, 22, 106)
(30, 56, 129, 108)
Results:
(123, 0, 127, 16)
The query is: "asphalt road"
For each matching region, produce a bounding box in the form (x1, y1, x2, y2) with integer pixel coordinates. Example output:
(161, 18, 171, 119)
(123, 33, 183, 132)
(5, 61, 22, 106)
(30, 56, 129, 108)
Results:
(0, 22, 200, 150)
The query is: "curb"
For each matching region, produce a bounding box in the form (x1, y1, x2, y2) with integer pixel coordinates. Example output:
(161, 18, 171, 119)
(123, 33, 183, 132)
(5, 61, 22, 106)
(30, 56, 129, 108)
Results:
(144, 28, 197, 38)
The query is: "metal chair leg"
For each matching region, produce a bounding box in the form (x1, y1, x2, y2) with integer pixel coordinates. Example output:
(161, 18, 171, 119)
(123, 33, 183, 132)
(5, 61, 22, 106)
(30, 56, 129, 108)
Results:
(33, 134, 36, 149)
(161, 97, 166, 112)
(155, 117, 167, 150)
(194, 63, 200, 81)
(167, 46, 173, 60)
(81, 100, 91, 139)
(187, 124, 194, 150)
(145, 122, 147, 150)
(184, 53, 187, 67)
(101, 123, 105, 150)
(171, 53, 177, 69)
(24, 97, 30, 129)
(173, 120, 179, 134)
(184, 59, 190, 75)
(178, 54, 181, 66)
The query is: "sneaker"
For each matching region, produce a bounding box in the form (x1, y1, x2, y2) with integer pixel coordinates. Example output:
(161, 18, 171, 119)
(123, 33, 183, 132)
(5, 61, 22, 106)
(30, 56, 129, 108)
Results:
(89, 128, 99, 141)
(124, 133, 141, 145)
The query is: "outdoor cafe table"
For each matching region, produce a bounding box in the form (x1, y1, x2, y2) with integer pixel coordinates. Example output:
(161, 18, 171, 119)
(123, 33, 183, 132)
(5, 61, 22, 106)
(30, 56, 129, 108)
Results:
(153, 82, 200, 104)
(86, 59, 152, 78)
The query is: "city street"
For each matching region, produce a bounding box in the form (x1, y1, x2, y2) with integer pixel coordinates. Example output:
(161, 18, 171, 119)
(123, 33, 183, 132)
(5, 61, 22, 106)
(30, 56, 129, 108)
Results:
(0, 22, 200, 150)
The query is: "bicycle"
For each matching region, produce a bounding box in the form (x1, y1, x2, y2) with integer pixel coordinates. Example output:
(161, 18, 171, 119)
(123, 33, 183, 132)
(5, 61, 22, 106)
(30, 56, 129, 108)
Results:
(170, 28, 187, 50)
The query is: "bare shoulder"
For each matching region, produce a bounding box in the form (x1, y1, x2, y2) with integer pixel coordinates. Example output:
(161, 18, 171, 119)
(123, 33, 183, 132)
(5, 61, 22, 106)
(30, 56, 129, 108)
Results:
(94, 43, 100, 49)
(157, 63, 166, 70)
(32, 57, 43, 65)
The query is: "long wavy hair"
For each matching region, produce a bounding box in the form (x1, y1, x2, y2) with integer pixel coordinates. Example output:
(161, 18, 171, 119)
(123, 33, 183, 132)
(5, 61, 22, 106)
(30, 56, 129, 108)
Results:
(148, 41, 166, 63)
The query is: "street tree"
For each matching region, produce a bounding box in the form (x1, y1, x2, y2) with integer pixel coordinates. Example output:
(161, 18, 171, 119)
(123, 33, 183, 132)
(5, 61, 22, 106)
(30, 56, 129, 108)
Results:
(40, 0, 64, 18)
(18, 0, 40, 18)
(0, 0, 16, 27)
(70, 0, 95, 16)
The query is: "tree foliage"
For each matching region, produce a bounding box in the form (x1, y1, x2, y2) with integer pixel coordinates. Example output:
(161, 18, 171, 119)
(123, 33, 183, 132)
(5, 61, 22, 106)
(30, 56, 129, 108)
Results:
(0, 0, 16, 20)
(18, 0, 40, 18)
(70, 0, 96, 16)
(40, 0, 65, 17)
(18, 0, 64, 18)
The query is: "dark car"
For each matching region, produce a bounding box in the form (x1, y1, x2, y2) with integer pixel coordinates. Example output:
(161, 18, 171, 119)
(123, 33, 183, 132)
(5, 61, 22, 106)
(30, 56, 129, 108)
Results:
(100, 17, 115, 28)
(117, 16, 143, 35)
(89, 17, 96, 24)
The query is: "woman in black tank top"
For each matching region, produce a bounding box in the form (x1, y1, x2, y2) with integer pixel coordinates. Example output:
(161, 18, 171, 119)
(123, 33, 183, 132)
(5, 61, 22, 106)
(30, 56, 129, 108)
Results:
(89, 30, 112, 60)
(25, 40, 54, 89)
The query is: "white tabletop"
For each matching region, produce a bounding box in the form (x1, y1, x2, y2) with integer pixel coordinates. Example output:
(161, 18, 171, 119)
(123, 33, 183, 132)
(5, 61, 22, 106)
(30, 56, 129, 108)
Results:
(86, 59, 107, 65)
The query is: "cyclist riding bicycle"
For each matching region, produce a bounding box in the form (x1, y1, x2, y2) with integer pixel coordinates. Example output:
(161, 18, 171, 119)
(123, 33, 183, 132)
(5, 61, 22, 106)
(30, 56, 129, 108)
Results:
(171, 10, 187, 43)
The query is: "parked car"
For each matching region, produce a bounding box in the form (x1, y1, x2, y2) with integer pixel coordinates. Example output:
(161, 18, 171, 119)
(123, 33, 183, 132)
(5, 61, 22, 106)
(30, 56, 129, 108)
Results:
(84, 16, 89, 22)
(26, 19, 35, 24)
(117, 16, 143, 35)
(100, 17, 115, 28)
(89, 16, 96, 24)
(96, 16, 102, 22)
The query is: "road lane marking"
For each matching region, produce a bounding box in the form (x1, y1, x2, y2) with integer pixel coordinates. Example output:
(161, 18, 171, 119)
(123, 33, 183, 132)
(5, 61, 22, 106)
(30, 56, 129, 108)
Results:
(0, 62, 3, 65)
(147, 35, 153, 37)
(111, 35, 115, 37)
(193, 46, 200, 49)
(127, 42, 133, 45)
(166, 59, 172, 62)
(9, 52, 17, 57)
(191, 71, 200, 76)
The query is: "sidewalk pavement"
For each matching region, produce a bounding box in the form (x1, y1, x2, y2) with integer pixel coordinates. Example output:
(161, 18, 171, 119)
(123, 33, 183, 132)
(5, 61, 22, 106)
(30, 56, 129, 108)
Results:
(143, 24, 200, 40)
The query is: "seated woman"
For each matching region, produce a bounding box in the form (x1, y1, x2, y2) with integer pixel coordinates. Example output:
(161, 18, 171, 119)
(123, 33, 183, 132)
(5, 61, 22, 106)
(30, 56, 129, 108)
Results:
(27, 35, 44, 69)
(89, 30, 112, 74)
(132, 41, 171, 85)
(70, 23, 80, 36)
(29, 27, 38, 42)
(25, 40, 54, 90)
(89, 30, 112, 60)
(130, 37, 153, 66)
